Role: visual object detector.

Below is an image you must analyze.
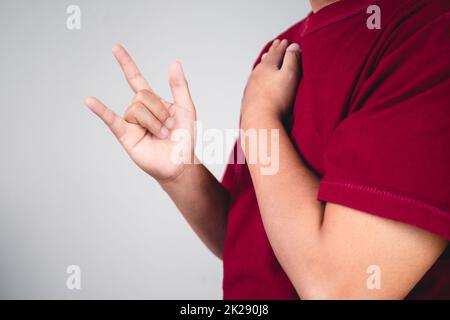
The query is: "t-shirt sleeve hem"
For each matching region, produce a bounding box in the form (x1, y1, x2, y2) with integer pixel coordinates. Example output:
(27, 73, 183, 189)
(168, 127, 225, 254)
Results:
(317, 179, 450, 241)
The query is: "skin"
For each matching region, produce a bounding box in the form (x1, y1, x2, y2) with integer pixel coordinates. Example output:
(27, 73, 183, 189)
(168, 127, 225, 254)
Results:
(85, 45, 229, 258)
(86, 1, 448, 299)
(241, 39, 447, 299)
(311, 0, 340, 13)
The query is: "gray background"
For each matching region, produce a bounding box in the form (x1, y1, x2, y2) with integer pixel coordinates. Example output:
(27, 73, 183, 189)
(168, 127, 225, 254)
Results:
(0, 0, 309, 299)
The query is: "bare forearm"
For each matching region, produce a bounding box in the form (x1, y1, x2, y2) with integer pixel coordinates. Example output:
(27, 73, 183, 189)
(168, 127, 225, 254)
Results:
(237, 39, 446, 299)
(242, 114, 327, 294)
(159, 160, 229, 259)
(241, 114, 446, 299)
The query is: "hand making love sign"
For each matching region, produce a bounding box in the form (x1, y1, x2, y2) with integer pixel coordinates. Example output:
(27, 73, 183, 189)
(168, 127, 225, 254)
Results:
(85, 45, 196, 181)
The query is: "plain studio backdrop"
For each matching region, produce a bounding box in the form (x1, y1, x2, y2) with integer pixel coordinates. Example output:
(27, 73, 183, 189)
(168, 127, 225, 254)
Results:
(0, 0, 309, 299)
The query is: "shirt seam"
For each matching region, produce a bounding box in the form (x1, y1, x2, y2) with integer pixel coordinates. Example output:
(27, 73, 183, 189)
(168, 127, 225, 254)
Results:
(320, 179, 450, 218)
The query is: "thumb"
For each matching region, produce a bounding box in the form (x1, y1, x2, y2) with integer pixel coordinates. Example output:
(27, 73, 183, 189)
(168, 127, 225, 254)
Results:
(168, 62, 194, 109)
(85, 96, 127, 140)
(281, 43, 302, 74)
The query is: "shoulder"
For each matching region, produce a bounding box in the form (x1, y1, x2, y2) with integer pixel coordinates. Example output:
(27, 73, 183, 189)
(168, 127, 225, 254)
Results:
(379, 0, 449, 55)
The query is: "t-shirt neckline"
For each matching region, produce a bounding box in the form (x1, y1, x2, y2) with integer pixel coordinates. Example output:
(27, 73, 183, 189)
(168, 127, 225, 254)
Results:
(300, 0, 381, 37)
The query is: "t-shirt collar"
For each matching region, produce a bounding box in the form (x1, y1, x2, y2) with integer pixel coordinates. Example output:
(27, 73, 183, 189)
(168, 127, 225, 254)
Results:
(300, 0, 382, 37)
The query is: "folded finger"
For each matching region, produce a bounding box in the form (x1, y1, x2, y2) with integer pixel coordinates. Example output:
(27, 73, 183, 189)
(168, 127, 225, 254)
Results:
(134, 90, 172, 128)
(124, 102, 169, 139)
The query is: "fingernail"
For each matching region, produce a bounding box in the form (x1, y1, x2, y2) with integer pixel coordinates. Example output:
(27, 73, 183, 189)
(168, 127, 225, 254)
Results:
(287, 43, 301, 52)
(159, 126, 169, 138)
(164, 117, 175, 129)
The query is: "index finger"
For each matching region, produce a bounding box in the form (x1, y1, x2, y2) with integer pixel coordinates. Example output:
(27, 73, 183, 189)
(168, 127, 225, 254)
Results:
(112, 44, 153, 93)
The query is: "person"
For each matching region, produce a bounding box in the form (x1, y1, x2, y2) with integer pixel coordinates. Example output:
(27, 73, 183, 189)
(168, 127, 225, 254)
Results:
(85, 0, 450, 299)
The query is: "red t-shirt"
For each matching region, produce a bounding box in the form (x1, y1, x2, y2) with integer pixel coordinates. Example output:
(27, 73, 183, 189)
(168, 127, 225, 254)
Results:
(221, 0, 450, 299)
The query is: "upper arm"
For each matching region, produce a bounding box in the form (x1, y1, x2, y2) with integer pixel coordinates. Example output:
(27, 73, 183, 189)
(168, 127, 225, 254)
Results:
(315, 203, 447, 299)
(305, 11, 450, 300)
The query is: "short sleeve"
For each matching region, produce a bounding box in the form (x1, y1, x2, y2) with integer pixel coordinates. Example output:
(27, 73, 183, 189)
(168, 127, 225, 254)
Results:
(317, 14, 450, 240)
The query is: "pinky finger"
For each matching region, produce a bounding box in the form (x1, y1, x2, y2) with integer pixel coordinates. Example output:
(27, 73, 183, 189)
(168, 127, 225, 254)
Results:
(85, 96, 127, 140)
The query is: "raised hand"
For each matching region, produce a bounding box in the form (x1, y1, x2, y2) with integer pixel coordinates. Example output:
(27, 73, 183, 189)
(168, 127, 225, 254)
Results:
(85, 45, 196, 181)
